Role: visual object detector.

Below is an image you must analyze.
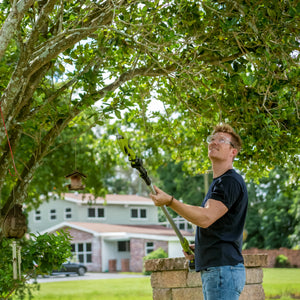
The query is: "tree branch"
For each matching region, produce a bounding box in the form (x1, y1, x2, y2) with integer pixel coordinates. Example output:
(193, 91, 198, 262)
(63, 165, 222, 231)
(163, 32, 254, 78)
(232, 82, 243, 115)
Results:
(0, 0, 34, 60)
(0, 113, 77, 220)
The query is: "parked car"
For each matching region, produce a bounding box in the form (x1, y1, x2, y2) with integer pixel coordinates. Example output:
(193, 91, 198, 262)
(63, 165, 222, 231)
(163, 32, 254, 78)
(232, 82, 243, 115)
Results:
(52, 262, 87, 276)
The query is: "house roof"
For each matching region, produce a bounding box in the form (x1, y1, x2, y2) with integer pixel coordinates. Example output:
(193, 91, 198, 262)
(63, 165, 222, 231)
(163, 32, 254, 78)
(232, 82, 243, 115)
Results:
(70, 222, 193, 236)
(43, 221, 194, 241)
(61, 193, 154, 206)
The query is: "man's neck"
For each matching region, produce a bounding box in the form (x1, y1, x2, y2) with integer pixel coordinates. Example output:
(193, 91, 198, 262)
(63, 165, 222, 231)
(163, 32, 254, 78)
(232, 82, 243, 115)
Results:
(212, 161, 233, 178)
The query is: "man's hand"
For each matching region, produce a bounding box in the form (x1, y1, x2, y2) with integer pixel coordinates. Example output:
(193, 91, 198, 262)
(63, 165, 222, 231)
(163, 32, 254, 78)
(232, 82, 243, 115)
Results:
(150, 185, 173, 207)
(183, 244, 195, 261)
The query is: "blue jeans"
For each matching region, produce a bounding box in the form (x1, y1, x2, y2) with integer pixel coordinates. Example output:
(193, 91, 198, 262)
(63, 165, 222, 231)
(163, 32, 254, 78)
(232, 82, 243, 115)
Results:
(200, 263, 246, 300)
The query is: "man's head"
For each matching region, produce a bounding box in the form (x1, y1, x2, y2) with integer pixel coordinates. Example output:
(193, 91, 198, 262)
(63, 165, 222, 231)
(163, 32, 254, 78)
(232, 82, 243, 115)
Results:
(211, 124, 242, 152)
(207, 124, 242, 162)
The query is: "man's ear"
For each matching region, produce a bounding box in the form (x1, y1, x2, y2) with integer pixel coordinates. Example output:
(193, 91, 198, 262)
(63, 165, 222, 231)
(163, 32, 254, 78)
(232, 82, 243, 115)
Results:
(231, 147, 238, 158)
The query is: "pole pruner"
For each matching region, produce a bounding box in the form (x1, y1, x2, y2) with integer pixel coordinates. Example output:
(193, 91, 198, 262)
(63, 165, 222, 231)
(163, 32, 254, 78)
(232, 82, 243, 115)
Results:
(116, 132, 195, 270)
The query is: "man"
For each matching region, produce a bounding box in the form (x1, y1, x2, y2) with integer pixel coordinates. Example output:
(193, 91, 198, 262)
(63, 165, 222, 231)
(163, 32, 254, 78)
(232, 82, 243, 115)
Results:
(150, 124, 248, 300)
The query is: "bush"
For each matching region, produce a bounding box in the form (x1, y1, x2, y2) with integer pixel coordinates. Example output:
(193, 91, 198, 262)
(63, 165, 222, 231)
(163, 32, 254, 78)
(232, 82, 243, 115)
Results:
(142, 248, 168, 275)
(0, 230, 72, 299)
(275, 254, 291, 268)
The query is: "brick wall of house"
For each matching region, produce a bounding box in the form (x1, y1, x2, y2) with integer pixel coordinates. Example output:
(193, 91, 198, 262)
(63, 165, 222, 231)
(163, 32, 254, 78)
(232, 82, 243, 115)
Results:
(242, 248, 300, 268)
(64, 226, 101, 272)
(67, 227, 93, 241)
(130, 238, 168, 272)
(91, 237, 102, 272)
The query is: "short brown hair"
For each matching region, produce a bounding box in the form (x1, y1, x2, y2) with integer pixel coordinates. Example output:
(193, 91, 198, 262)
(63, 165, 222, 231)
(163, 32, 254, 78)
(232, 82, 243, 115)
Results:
(212, 124, 242, 152)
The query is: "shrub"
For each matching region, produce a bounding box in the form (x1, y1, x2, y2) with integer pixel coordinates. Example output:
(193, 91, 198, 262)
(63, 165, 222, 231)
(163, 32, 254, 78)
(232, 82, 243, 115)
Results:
(142, 248, 168, 275)
(275, 254, 291, 268)
(0, 230, 72, 299)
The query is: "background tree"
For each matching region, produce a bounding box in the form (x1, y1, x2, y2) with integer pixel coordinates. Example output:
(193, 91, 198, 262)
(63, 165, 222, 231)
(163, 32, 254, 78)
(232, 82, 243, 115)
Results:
(244, 166, 300, 249)
(156, 160, 212, 203)
(0, 0, 299, 237)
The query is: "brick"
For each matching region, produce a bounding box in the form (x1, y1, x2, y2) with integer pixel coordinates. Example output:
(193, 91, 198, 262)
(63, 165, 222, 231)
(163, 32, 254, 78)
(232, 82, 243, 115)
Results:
(153, 288, 172, 300)
(187, 271, 202, 287)
(246, 267, 263, 284)
(240, 284, 265, 300)
(243, 254, 268, 267)
(130, 239, 169, 272)
(144, 257, 187, 272)
(151, 270, 187, 288)
(172, 287, 204, 300)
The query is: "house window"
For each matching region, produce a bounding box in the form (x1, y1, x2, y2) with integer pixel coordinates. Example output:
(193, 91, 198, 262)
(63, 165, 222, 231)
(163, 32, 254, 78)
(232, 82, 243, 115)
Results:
(65, 208, 72, 219)
(130, 208, 147, 219)
(49, 209, 56, 220)
(118, 241, 130, 252)
(145, 242, 154, 254)
(87, 207, 105, 218)
(34, 210, 41, 222)
(71, 242, 92, 264)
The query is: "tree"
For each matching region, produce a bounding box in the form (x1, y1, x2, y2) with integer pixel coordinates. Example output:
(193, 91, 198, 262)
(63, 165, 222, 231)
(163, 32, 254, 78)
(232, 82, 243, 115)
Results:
(0, 2, 299, 296)
(244, 166, 300, 249)
(0, 0, 299, 240)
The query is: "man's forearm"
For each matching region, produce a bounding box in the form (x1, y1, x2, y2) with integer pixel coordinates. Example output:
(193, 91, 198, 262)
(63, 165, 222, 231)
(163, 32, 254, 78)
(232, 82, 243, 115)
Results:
(168, 198, 211, 228)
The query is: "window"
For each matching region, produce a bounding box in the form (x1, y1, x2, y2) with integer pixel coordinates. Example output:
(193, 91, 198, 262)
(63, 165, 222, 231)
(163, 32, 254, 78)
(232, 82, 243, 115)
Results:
(87, 207, 105, 218)
(71, 243, 92, 264)
(118, 241, 130, 252)
(145, 242, 154, 254)
(88, 208, 95, 218)
(131, 209, 138, 218)
(140, 209, 147, 218)
(97, 208, 104, 218)
(49, 209, 56, 220)
(34, 210, 41, 221)
(65, 208, 72, 219)
(130, 208, 147, 219)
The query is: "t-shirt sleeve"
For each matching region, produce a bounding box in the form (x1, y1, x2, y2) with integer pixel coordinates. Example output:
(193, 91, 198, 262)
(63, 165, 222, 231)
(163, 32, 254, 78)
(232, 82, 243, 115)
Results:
(210, 176, 241, 209)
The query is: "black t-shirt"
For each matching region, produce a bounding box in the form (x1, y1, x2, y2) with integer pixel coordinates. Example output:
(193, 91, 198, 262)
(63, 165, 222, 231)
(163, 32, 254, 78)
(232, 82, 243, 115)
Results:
(194, 169, 248, 271)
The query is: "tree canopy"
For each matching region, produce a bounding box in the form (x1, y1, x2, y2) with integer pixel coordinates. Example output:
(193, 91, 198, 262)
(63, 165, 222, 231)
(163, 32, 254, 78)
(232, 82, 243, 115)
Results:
(0, 0, 299, 236)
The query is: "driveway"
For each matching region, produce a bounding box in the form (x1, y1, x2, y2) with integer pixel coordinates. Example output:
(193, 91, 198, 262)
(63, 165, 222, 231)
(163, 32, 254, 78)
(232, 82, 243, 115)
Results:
(30, 272, 147, 283)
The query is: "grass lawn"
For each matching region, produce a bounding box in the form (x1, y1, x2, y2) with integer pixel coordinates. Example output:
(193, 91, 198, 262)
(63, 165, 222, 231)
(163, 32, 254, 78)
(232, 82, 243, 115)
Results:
(30, 277, 152, 300)
(263, 268, 300, 300)
(16, 268, 300, 300)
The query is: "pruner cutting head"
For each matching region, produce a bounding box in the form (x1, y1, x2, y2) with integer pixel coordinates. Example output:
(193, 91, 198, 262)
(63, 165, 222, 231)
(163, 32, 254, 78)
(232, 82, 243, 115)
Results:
(116, 132, 136, 161)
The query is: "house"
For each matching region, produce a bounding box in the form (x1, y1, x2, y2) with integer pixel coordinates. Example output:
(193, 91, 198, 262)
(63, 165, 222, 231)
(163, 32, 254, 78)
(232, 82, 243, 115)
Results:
(27, 193, 194, 272)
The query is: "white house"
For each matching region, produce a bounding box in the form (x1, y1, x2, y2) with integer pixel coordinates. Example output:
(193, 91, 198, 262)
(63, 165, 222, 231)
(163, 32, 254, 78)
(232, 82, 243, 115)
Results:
(27, 193, 194, 272)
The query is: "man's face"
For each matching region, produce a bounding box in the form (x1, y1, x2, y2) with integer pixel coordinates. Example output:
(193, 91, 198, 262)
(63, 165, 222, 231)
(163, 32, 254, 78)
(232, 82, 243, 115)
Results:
(207, 132, 236, 162)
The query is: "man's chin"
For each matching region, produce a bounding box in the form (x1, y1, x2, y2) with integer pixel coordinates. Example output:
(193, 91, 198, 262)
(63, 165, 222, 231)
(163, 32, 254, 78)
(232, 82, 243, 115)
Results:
(208, 152, 221, 161)
(208, 149, 218, 157)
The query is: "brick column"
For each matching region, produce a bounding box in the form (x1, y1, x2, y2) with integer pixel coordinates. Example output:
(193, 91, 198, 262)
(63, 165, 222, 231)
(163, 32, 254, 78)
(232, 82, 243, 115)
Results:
(144, 254, 267, 300)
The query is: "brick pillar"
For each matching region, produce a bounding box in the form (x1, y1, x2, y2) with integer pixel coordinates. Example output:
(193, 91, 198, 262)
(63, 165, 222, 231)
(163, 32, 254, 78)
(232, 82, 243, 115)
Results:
(144, 254, 267, 300)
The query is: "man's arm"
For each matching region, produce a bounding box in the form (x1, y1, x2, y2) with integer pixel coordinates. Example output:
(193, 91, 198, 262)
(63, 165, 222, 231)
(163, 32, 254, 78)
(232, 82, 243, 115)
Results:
(150, 186, 228, 228)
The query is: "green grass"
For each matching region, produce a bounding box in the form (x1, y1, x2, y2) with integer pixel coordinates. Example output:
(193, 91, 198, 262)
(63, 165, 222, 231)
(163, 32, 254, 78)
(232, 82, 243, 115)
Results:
(30, 277, 152, 300)
(15, 268, 300, 300)
(263, 268, 300, 300)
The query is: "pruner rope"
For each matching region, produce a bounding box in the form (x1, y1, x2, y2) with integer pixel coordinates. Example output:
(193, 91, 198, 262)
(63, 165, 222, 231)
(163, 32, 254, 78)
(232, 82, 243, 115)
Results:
(116, 132, 195, 270)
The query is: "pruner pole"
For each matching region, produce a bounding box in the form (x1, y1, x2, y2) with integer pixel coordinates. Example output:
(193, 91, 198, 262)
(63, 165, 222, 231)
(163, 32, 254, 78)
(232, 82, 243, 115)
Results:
(116, 132, 195, 269)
